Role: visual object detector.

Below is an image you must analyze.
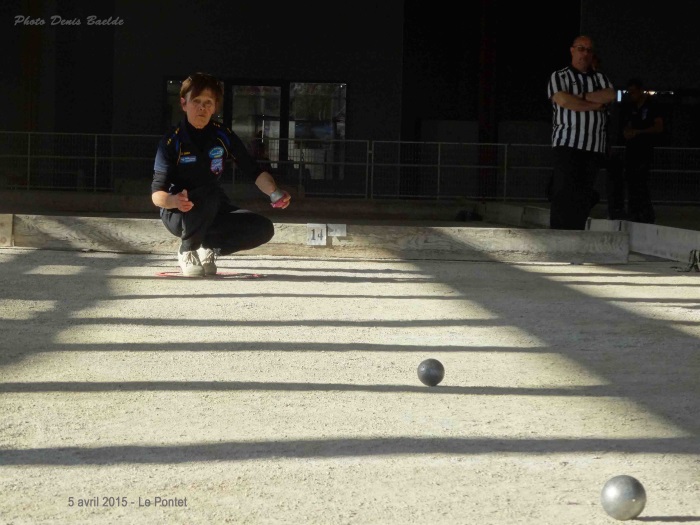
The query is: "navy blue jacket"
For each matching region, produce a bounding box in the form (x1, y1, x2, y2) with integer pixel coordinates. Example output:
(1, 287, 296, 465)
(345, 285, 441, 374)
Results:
(151, 119, 262, 201)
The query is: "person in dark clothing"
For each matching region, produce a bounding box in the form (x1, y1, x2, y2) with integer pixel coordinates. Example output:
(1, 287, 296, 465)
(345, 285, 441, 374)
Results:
(546, 35, 616, 230)
(604, 148, 627, 219)
(151, 72, 291, 277)
(589, 53, 627, 220)
(621, 77, 664, 224)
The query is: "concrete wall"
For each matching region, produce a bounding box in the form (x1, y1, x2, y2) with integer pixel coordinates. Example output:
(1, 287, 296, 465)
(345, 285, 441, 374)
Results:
(581, 0, 700, 92)
(419, 120, 479, 143)
(110, 1, 404, 140)
(416, 121, 550, 146)
(5, 1, 700, 146)
(3, 0, 404, 141)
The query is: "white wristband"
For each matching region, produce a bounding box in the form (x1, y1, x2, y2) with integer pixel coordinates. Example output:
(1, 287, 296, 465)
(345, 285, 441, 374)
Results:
(270, 189, 285, 203)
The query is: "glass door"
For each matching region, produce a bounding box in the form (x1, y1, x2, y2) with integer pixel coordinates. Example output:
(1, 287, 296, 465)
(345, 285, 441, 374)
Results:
(230, 85, 282, 143)
(230, 85, 282, 172)
(289, 82, 346, 142)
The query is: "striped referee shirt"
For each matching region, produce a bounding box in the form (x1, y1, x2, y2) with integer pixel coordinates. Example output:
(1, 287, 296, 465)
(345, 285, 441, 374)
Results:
(547, 66, 614, 153)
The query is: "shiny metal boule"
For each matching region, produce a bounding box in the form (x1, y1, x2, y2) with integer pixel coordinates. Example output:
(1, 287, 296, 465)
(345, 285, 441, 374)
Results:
(600, 475, 646, 521)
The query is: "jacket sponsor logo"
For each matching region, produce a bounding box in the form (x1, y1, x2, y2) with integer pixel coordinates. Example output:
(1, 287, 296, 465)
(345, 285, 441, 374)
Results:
(209, 147, 224, 159)
(179, 155, 197, 164)
(210, 158, 223, 175)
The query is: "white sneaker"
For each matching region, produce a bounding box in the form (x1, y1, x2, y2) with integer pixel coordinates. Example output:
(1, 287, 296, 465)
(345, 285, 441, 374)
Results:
(178, 250, 205, 277)
(197, 247, 218, 276)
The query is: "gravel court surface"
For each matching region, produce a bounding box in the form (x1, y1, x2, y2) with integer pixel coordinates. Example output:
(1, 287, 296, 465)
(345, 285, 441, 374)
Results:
(0, 246, 699, 525)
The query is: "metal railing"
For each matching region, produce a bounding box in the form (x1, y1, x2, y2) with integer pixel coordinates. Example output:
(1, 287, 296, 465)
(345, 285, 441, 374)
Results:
(1, 131, 699, 203)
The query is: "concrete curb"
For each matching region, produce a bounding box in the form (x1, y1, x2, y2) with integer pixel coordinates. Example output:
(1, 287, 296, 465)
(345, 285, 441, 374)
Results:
(624, 221, 700, 263)
(467, 201, 700, 264)
(589, 217, 700, 262)
(3, 213, 629, 263)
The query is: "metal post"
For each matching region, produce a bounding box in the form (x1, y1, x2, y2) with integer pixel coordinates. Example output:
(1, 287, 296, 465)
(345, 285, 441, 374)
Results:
(397, 142, 401, 198)
(436, 142, 441, 199)
(26, 133, 31, 189)
(94, 135, 98, 192)
(503, 143, 508, 201)
(298, 146, 304, 195)
(366, 141, 371, 199)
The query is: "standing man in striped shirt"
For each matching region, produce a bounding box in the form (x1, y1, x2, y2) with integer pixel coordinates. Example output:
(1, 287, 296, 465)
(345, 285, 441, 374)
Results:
(547, 35, 616, 229)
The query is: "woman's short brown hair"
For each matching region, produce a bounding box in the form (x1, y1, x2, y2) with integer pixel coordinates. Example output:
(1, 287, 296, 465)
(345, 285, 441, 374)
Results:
(180, 72, 224, 104)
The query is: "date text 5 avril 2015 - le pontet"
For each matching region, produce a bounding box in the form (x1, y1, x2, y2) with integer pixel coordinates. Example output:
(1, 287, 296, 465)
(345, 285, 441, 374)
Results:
(68, 496, 187, 508)
(14, 15, 124, 26)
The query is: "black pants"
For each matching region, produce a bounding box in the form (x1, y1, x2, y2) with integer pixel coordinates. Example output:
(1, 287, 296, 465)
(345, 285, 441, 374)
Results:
(550, 146, 603, 230)
(625, 148, 655, 223)
(604, 152, 626, 218)
(160, 187, 274, 256)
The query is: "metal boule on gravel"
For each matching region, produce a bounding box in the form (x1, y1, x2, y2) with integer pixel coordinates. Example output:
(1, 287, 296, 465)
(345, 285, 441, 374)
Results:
(417, 358, 445, 387)
(600, 475, 647, 521)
